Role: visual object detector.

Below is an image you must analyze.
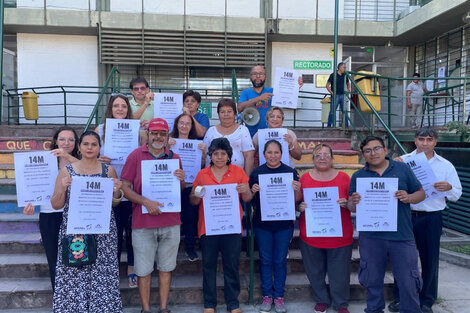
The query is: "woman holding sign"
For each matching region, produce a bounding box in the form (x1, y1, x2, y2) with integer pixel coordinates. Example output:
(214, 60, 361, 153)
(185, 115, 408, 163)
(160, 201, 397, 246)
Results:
(249, 140, 302, 313)
(297, 144, 353, 313)
(182, 90, 210, 139)
(95, 94, 138, 288)
(252, 106, 302, 168)
(23, 126, 79, 290)
(190, 137, 253, 313)
(51, 131, 124, 313)
(168, 113, 206, 261)
(203, 98, 255, 175)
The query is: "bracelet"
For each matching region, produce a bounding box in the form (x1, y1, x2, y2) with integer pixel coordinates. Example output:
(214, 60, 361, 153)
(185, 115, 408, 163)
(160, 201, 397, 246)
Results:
(112, 189, 124, 205)
(289, 144, 295, 151)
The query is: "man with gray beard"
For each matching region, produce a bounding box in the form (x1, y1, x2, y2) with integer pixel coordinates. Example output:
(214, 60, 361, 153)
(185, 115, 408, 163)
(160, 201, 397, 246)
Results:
(121, 118, 185, 313)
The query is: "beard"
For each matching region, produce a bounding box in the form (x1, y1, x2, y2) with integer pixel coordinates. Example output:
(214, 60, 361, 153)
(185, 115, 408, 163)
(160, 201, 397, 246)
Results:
(151, 141, 165, 150)
(251, 79, 265, 88)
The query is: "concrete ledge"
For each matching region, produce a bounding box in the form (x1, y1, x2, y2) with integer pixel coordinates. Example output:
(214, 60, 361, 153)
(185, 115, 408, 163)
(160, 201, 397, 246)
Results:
(440, 248, 470, 268)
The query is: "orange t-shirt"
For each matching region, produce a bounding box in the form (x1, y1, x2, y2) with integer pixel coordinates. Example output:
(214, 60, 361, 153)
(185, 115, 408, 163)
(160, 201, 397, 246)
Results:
(193, 164, 249, 237)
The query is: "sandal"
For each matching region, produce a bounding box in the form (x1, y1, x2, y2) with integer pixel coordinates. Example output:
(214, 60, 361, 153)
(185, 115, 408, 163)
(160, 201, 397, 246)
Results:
(203, 309, 215, 313)
(128, 273, 138, 288)
(158, 309, 171, 313)
(230, 309, 242, 313)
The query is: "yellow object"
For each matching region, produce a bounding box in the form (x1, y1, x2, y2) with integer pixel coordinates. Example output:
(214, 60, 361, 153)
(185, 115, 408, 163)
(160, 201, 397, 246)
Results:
(355, 71, 381, 113)
(21, 92, 39, 120)
(321, 100, 330, 124)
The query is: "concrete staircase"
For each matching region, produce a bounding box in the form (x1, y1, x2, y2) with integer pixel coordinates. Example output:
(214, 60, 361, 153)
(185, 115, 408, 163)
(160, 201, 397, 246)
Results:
(0, 125, 394, 311)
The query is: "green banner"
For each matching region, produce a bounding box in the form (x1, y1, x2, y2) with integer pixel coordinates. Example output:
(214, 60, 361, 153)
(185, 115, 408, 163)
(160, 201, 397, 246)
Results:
(293, 60, 332, 70)
(198, 102, 212, 118)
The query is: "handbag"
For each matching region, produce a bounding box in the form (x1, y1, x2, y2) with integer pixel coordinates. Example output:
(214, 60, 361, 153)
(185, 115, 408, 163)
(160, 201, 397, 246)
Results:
(61, 234, 97, 268)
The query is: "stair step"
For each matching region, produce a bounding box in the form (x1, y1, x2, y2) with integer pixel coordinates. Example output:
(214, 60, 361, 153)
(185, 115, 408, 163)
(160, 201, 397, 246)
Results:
(297, 138, 352, 151)
(0, 272, 393, 309)
(0, 249, 364, 278)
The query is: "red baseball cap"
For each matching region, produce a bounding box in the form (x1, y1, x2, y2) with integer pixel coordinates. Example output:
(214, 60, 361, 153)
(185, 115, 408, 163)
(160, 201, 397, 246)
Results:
(147, 118, 169, 132)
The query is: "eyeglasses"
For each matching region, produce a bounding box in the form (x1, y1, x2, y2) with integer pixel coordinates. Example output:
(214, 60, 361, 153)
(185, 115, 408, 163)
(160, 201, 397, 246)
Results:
(178, 122, 191, 127)
(149, 131, 167, 137)
(58, 138, 75, 143)
(314, 153, 332, 159)
(250, 72, 266, 77)
(363, 146, 384, 155)
(132, 86, 147, 92)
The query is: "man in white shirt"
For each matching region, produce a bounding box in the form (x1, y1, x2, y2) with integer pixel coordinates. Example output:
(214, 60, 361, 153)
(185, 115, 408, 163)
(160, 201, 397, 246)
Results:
(406, 73, 428, 129)
(389, 127, 462, 313)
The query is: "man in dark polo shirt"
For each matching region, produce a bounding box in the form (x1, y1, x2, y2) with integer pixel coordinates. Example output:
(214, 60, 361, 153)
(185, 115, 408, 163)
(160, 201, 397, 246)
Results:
(326, 62, 351, 127)
(348, 136, 425, 313)
(121, 118, 185, 313)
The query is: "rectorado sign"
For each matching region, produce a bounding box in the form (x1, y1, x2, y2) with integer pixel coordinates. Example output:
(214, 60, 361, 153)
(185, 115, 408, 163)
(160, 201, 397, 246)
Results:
(293, 60, 332, 70)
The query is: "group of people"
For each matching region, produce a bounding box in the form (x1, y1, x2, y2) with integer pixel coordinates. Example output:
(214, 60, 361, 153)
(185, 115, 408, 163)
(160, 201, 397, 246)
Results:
(22, 65, 461, 313)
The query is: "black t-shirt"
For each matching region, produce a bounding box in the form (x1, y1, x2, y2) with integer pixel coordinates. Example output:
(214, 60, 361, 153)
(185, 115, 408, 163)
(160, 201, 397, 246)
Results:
(328, 72, 349, 94)
(249, 163, 299, 231)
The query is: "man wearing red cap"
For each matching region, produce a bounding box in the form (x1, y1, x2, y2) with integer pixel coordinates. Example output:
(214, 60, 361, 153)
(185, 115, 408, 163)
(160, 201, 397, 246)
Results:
(121, 118, 186, 313)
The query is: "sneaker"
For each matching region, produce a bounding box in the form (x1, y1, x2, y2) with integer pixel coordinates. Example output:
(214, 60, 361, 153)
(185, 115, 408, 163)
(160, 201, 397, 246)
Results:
(314, 303, 327, 313)
(337, 308, 350, 313)
(421, 305, 433, 313)
(387, 300, 399, 312)
(259, 296, 273, 313)
(186, 250, 199, 262)
(274, 297, 286, 313)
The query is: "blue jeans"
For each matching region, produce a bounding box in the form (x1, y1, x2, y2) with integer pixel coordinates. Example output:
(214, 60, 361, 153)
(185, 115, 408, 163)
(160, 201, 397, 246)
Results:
(358, 235, 422, 313)
(327, 94, 349, 127)
(254, 227, 294, 298)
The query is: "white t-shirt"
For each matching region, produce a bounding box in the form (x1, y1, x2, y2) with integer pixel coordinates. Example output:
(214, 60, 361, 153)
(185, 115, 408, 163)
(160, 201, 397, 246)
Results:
(252, 128, 297, 168)
(203, 124, 254, 169)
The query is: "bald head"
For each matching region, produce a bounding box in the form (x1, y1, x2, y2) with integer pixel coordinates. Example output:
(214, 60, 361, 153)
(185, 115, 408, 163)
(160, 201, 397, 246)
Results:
(250, 65, 266, 88)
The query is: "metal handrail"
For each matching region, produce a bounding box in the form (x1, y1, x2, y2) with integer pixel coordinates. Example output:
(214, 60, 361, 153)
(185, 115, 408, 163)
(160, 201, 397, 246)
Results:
(83, 66, 120, 133)
(345, 71, 407, 154)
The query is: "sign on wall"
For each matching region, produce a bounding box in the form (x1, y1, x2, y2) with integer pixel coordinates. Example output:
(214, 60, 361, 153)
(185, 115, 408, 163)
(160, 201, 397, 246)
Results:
(293, 60, 332, 70)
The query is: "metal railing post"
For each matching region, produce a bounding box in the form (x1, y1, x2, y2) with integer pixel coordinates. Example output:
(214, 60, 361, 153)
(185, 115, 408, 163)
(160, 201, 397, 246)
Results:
(387, 78, 392, 148)
(332, 0, 339, 127)
(61, 87, 67, 125)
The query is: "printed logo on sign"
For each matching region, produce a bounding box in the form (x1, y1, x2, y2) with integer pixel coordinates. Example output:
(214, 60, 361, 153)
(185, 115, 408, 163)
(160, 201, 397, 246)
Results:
(164, 96, 174, 102)
(95, 224, 102, 229)
(329, 228, 336, 233)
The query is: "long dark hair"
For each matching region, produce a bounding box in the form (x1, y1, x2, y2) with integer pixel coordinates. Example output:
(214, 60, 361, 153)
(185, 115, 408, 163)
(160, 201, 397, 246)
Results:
(102, 94, 133, 143)
(51, 126, 80, 159)
(170, 113, 198, 139)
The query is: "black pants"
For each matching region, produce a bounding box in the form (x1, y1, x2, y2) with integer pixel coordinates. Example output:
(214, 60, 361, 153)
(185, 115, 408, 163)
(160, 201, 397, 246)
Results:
(180, 186, 199, 251)
(39, 211, 63, 290)
(113, 201, 134, 266)
(201, 234, 241, 310)
(393, 211, 442, 308)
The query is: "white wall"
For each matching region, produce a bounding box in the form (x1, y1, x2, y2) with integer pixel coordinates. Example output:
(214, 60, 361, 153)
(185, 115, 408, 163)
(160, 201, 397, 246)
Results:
(17, 0, 96, 10)
(271, 42, 343, 127)
(273, 0, 344, 20)
(110, 0, 260, 17)
(17, 33, 99, 124)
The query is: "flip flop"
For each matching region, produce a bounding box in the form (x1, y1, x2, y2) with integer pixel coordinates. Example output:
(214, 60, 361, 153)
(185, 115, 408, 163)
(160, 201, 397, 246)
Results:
(128, 273, 138, 288)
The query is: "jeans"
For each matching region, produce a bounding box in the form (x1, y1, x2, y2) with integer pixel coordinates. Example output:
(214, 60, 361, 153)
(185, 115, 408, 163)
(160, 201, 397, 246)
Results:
(254, 227, 294, 298)
(201, 234, 242, 310)
(393, 211, 442, 308)
(358, 235, 422, 313)
(181, 186, 199, 251)
(327, 94, 349, 127)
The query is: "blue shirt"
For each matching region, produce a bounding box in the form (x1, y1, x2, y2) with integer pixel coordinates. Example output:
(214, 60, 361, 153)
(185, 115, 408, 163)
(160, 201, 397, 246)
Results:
(239, 87, 273, 137)
(194, 112, 210, 139)
(349, 157, 422, 241)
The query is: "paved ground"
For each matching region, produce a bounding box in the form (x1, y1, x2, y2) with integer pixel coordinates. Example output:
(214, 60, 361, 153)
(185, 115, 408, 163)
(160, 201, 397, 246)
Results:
(1, 260, 469, 313)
